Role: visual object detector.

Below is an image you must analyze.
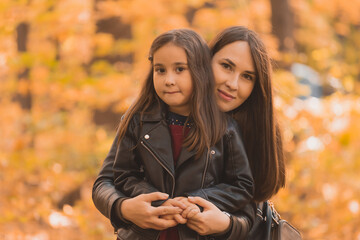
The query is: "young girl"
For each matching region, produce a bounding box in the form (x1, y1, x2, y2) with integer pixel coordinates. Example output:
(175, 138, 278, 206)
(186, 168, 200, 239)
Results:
(111, 29, 254, 239)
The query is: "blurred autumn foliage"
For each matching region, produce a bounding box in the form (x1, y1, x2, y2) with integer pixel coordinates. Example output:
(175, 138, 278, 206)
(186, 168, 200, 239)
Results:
(1, 0, 359, 239)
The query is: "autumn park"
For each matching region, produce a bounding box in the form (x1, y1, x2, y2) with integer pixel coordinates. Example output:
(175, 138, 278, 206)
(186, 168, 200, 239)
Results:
(1, 0, 360, 239)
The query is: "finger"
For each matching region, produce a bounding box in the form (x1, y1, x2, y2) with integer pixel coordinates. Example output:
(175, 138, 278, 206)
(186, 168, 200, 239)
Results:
(181, 207, 193, 218)
(150, 218, 178, 230)
(168, 199, 187, 209)
(141, 192, 169, 202)
(174, 214, 187, 224)
(186, 221, 202, 233)
(187, 208, 200, 219)
(152, 206, 182, 216)
(186, 213, 202, 223)
(160, 214, 175, 220)
(187, 196, 214, 209)
(173, 196, 186, 201)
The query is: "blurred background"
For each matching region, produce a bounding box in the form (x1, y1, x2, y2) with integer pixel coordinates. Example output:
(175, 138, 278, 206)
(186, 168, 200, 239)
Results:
(1, 0, 360, 239)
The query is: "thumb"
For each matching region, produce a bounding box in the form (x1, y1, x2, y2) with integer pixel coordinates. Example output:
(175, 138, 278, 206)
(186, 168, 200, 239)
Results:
(187, 196, 215, 210)
(141, 192, 169, 202)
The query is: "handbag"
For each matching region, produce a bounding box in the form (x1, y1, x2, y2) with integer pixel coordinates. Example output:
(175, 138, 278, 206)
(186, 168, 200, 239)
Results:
(246, 201, 302, 240)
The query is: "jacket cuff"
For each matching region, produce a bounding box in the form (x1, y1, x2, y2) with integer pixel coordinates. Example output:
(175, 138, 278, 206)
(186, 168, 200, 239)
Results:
(225, 215, 251, 240)
(111, 197, 131, 229)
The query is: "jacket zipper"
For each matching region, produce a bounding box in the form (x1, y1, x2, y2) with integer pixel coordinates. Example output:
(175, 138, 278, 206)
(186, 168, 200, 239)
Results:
(141, 140, 174, 240)
(201, 150, 210, 188)
(140, 141, 176, 197)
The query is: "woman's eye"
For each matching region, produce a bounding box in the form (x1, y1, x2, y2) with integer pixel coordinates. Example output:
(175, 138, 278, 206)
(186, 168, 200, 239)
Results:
(243, 73, 254, 81)
(220, 62, 232, 70)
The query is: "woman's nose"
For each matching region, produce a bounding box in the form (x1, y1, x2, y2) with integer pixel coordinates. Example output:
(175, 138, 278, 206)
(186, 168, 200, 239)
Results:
(224, 74, 238, 90)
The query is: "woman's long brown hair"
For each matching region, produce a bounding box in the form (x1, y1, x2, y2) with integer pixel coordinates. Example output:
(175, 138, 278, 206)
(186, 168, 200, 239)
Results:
(209, 26, 286, 202)
(117, 29, 227, 157)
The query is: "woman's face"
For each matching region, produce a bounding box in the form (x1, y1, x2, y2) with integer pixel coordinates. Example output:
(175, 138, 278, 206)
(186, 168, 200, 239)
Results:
(212, 41, 256, 112)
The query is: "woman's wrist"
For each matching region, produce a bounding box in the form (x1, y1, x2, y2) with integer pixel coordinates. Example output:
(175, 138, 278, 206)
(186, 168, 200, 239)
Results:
(211, 211, 233, 237)
(220, 211, 233, 233)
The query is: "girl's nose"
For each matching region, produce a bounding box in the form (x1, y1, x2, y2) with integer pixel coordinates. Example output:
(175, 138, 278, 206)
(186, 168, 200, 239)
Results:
(165, 73, 176, 86)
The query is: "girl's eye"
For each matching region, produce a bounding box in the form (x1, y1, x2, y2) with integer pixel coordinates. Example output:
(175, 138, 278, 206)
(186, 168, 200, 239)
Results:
(220, 62, 232, 71)
(175, 67, 186, 73)
(155, 68, 166, 74)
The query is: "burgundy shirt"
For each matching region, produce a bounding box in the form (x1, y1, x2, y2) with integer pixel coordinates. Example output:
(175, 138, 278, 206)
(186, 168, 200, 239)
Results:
(159, 112, 190, 240)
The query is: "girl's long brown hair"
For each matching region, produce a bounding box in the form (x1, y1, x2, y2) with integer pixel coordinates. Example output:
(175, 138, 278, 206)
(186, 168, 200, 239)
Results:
(118, 29, 227, 157)
(210, 26, 286, 202)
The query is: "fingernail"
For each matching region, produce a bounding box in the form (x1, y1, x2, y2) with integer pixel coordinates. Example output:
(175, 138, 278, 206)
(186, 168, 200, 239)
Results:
(188, 196, 194, 200)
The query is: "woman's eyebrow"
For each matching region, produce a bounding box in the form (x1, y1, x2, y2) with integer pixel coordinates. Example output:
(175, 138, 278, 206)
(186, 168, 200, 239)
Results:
(223, 58, 236, 67)
(244, 70, 256, 76)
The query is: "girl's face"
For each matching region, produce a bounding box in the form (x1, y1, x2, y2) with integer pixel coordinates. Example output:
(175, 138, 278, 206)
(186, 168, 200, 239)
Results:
(212, 41, 256, 112)
(153, 43, 193, 116)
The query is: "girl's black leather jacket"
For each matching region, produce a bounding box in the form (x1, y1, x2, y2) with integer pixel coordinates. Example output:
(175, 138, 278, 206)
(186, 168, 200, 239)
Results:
(92, 102, 255, 240)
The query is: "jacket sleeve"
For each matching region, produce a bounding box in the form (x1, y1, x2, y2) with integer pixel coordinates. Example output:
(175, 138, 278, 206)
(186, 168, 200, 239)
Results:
(209, 201, 256, 240)
(113, 116, 160, 198)
(226, 201, 256, 240)
(185, 119, 254, 214)
(92, 133, 131, 229)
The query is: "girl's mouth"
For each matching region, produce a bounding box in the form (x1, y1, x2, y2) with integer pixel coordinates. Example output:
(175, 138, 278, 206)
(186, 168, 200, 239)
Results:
(165, 91, 180, 94)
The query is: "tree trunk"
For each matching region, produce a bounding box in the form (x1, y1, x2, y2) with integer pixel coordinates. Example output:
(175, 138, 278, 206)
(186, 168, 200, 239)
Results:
(15, 22, 32, 110)
(270, 0, 295, 52)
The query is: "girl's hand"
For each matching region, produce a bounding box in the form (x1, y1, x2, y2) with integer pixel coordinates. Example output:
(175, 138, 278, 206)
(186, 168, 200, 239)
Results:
(121, 192, 184, 230)
(173, 197, 201, 219)
(185, 196, 231, 235)
(160, 198, 188, 224)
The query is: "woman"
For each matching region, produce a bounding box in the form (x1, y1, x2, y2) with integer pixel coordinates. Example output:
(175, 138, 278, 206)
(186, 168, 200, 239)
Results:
(92, 26, 285, 239)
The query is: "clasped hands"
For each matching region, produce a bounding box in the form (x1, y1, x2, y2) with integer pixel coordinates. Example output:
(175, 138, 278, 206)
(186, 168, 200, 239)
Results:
(121, 192, 230, 235)
(160, 196, 201, 224)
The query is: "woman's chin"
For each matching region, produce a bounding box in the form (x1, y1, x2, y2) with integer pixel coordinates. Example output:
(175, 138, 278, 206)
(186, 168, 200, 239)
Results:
(217, 102, 233, 113)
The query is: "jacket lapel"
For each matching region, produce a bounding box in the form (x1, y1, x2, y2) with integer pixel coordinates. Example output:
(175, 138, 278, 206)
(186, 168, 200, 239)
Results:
(141, 120, 175, 175)
(176, 146, 197, 170)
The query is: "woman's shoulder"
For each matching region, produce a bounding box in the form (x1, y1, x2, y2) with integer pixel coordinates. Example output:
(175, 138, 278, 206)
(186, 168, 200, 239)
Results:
(224, 115, 241, 136)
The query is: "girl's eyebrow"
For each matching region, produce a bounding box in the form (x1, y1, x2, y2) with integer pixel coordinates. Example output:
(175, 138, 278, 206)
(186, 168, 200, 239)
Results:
(153, 62, 188, 66)
(174, 62, 188, 66)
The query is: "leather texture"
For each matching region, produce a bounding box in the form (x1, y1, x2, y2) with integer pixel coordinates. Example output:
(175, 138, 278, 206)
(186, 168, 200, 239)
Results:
(94, 101, 255, 240)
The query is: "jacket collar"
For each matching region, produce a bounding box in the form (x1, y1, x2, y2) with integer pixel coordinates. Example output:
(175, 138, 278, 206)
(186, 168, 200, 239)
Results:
(139, 100, 197, 171)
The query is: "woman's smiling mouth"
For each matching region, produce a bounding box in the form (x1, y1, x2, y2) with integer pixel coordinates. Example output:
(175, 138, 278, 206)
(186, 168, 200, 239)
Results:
(217, 89, 235, 101)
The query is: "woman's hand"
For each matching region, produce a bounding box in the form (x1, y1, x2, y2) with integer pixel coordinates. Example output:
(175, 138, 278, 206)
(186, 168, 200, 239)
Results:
(185, 196, 231, 235)
(120, 192, 185, 230)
